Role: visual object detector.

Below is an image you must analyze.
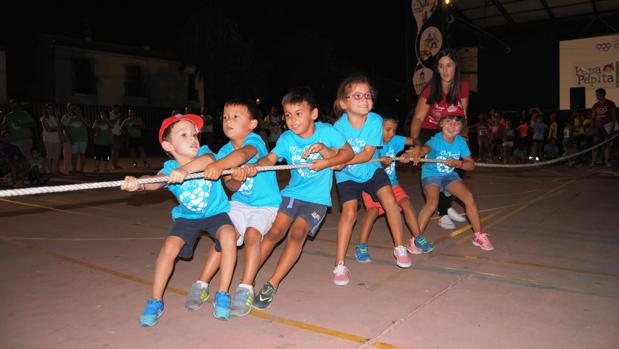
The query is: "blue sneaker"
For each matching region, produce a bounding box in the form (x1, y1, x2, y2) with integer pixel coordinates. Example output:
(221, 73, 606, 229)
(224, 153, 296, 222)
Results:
(213, 291, 231, 320)
(414, 235, 434, 253)
(253, 282, 277, 310)
(139, 299, 164, 327)
(355, 243, 372, 263)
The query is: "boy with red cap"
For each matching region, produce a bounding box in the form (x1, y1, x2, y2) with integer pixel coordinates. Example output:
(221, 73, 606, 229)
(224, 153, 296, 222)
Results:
(411, 106, 494, 251)
(121, 114, 237, 326)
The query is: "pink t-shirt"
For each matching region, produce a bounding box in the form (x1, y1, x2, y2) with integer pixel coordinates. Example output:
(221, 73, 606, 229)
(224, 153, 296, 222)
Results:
(420, 80, 470, 129)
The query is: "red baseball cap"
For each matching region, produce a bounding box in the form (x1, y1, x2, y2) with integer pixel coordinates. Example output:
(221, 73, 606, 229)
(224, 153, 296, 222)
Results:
(158, 114, 204, 143)
(441, 105, 466, 119)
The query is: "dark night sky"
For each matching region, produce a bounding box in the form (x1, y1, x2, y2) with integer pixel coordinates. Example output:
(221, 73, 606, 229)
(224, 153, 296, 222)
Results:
(1, 1, 410, 110)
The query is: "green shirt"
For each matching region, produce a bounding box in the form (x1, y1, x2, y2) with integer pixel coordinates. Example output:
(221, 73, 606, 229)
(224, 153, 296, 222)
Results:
(66, 116, 90, 143)
(121, 117, 145, 138)
(3, 111, 34, 141)
(92, 119, 113, 145)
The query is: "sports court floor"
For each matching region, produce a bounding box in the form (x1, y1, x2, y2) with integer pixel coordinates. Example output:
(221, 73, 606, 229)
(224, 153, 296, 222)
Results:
(1, 159, 618, 348)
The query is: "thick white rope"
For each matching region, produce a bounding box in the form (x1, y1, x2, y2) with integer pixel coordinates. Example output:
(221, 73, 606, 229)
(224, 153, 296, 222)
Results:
(0, 159, 444, 198)
(0, 133, 615, 198)
(474, 131, 619, 168)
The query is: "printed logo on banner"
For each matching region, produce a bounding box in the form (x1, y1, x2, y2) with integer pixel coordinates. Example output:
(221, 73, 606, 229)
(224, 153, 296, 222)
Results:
(574, 61, 615, 88)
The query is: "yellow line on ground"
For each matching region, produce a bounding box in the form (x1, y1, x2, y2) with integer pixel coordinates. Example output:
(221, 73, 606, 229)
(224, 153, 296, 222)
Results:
(0, 237, 401, 349)
(437, 252, 619, 278)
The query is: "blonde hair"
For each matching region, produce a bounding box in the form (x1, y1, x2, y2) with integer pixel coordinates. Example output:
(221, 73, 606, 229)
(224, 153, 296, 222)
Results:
(333, 74, 376, 117)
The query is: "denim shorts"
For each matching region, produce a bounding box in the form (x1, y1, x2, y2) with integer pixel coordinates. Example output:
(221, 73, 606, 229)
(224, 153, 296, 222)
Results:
(71, 141, 87, 154)
(421, 173, 462, 197)
(168, 212, 233, 259)
(278, 196, 327, 238)
(337, 168, 390, 205)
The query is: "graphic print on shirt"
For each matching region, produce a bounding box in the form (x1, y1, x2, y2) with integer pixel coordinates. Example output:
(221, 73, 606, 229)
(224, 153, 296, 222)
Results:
(289, 145, 323, 178)
(435, 150, 459, 174)
(238, 176, 255, 192)
(384, 147, 396, 177)
(178, 179, 213, 212)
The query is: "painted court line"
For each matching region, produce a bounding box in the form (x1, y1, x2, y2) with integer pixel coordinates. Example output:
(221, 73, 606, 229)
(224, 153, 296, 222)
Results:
(0, 237, 401, 349)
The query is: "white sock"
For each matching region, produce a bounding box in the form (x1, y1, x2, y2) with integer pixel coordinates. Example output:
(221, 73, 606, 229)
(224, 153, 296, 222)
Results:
(196, 280, 208, 288)
(238, 283, 253, 292)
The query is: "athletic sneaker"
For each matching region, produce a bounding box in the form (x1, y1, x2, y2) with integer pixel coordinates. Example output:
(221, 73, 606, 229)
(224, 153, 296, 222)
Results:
(472, 231, 494, 251)
(354, 243, 372, 263)
(213, 291, 231, 320)
(231, 286, 254, 317)
(393, 246, 412, 268)
(414, 235, 434, 253)
(253, 282, 277, 310)
(407, 238, 423, 255)
(185, 281, 209, 311)
(447, 207, 466, 222)
(333, 262, 350, 286)
(438, 215, 456, 229)
(139, 299, 164, 327)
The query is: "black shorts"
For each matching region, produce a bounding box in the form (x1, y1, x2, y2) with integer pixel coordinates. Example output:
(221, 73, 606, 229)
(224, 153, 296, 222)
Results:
(337, 169, 390, 205)
(278, 196, 327, 238)
(168, 212, 233, 259)
(128, 136, 144, 148)
(593, 127, 610, 145)
(94, 144, 111, 161)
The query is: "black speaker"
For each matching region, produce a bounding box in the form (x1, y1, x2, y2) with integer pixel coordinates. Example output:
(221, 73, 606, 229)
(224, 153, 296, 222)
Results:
(570, 87, 586, 110)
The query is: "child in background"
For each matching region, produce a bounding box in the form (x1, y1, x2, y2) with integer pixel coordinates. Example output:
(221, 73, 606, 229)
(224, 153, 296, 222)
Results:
(252, 86, 354, 309)
(121, 114, 237, 326)
(121, 109, 150, 169)
(544, 113, 559, 159)
(355, 114, 433, 263)
(516, 117, 530, 161)
(530, 114, 547, 161)
(178, 99, 282, 318)
(92, 110, 113, 173)
(29, 148, 48, 185)
(472, 113, 490, 162)
(332, 74, 412, 287)
(502, 118, 515, 164)
(63, 105, 90, 175)
(562, 114, 577, 166)
(412, 106, 494, 251)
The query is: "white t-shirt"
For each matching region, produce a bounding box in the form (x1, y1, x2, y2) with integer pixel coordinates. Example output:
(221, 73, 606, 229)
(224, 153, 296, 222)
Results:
(41, 115, 61, 143)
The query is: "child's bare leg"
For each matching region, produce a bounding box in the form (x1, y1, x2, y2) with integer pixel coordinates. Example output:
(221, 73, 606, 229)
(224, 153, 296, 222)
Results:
(399, 198, 422, 237)
(241, 228, 262, 285)
(152, 236, 185, 300)
(336, 200, 357, 264)
(197, 244, 220, 282)
(358, 207, 380, 244)
(260, 213, 293, 266)
(268, 218, 309, 288)
(418, 186, 440, 232)
(446, 181, 481, 232)
(216, 225, 237, 293)
(375, 185, 404, 246)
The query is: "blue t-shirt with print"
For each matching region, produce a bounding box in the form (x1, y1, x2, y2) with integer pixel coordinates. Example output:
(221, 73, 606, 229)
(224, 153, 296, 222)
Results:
(334, 112, 383, 183)
(272, 122, 346, 206)
(381, 135, 407, 186)
(160, 145, 230, 220)
(422, 133, 471, 179)
(217, 133, 282, 208)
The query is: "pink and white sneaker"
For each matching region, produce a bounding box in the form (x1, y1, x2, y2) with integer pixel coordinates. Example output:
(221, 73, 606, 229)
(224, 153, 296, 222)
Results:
(473, 231, 494, 251)
(333, 262, 350, 286)
(406, 238, 423, 255)
(393, 246, 412, 268)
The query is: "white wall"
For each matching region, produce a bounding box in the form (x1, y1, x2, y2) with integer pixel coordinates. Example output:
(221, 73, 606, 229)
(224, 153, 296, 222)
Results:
(559, 34, 619, 110)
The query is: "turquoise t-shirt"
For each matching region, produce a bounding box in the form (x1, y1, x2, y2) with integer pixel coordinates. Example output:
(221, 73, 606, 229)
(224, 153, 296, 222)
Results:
(334, 112, 383, 183)
(421, 133, 471, 179)
(272, 122, 346, 207)
(380, 135, 407, 186)
(217, 133, 282, 208)
(160, 145, 230, 220)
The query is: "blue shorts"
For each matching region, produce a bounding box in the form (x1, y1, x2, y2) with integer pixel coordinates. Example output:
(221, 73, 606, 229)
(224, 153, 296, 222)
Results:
(337, 169, 390, 205)
(168, 212, 233, 259)
(278, 196, 327, 238)
(421, 173, 462, 197)
(71, 142, 87, 154)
